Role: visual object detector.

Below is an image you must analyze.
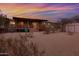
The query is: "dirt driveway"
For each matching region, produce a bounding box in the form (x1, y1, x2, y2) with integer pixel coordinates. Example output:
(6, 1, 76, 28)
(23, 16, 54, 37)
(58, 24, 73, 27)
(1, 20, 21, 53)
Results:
(0, 32, 79, 56)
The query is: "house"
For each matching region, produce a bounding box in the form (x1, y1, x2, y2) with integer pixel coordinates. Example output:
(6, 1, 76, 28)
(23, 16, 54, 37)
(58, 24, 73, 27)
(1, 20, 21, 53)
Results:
(0, 16, 48, 32)
(12, 17, 48, 32)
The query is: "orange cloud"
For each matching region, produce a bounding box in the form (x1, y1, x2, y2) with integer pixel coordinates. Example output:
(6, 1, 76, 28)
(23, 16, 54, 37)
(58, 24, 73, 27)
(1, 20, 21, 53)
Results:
(0, 3, 77, 20)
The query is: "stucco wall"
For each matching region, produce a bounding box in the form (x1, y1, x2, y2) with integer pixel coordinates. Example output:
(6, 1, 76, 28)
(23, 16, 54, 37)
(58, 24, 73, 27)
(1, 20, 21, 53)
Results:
(66, 23, 79, 32)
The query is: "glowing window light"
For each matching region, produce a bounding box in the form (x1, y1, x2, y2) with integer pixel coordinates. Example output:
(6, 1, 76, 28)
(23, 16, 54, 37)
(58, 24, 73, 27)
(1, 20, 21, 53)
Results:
(10, 21, 15, 25)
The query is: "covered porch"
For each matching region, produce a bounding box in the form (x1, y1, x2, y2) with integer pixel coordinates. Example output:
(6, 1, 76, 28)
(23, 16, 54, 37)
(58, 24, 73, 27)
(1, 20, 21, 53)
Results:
(11, 17, 48, 32)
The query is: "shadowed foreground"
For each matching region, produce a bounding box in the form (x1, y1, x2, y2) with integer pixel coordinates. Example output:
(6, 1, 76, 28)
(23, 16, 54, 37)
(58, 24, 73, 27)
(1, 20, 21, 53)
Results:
(0, 33, 45, 56)
(0, 32, 79, 56)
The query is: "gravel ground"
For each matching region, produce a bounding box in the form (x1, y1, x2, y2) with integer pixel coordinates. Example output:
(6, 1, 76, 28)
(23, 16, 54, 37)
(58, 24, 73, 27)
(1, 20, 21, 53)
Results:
(0, 32, 79, 56)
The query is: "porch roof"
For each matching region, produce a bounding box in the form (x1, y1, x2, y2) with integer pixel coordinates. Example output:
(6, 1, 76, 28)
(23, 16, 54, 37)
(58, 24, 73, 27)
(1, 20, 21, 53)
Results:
(13, 17, 48, 22)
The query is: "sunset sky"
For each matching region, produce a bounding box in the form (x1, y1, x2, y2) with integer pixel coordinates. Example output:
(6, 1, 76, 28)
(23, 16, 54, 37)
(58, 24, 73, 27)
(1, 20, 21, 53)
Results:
(0, 3, 79, 22)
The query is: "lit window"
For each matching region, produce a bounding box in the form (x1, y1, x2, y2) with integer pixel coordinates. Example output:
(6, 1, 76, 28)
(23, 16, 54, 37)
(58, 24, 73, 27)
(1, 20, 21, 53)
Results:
(10, 21, 15, 25)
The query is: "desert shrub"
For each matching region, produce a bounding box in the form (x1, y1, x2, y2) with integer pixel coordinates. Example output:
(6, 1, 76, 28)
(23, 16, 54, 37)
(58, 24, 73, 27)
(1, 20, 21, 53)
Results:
(0, 34, 45, 56)
(67, 31, 74, 35)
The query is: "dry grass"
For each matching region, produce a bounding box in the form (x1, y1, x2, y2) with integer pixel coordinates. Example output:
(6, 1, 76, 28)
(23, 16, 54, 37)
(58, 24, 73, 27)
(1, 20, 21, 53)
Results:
(0, 33, 45, 56)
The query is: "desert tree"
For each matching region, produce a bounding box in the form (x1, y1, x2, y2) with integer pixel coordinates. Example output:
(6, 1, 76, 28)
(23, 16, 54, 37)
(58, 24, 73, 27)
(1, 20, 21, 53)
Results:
(0, 10, 10, 32)
(60, 18, 71, 32)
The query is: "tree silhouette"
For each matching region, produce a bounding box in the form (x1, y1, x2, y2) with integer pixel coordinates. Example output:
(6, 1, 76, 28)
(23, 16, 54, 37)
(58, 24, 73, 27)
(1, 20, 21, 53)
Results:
(71, 15, 79, 22)
(60, 18, 71, 32)
(0, 10, 10, 32)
